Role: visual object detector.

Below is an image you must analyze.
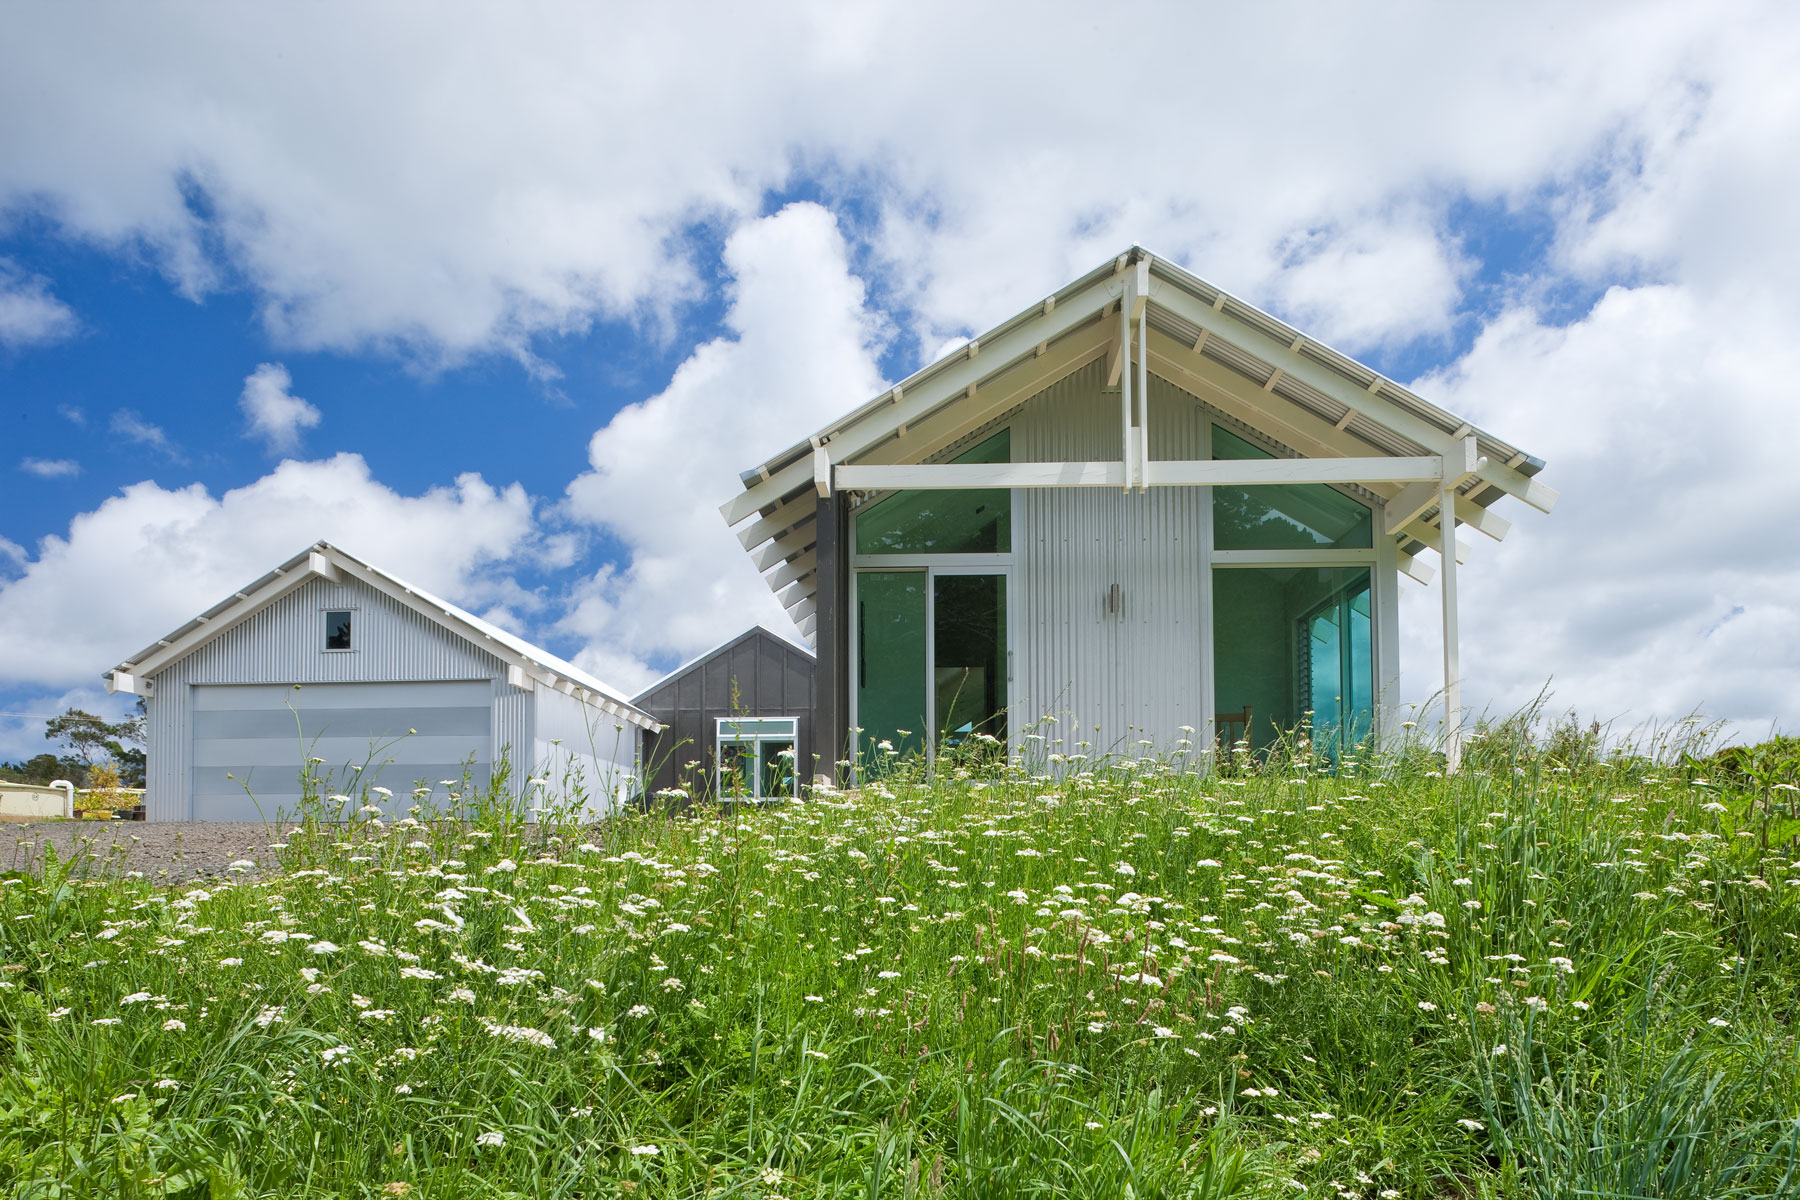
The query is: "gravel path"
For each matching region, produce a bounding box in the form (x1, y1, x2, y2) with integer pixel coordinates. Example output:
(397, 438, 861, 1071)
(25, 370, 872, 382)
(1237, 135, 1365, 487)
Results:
(3, 822, 284, 883)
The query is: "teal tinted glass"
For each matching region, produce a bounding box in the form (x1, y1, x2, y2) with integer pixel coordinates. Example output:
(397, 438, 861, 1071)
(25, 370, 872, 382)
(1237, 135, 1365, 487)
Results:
(933, 573, 1006, 748)
(1212, 565, 1372, 759)
(1211, 426, 1373, 549)
(855, 570, 928, 767)
(855, 430, 1011, 554)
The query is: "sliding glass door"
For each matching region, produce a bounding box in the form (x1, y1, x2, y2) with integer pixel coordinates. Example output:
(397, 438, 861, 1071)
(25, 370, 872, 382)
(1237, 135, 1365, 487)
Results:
(854, 568, 1007, 772)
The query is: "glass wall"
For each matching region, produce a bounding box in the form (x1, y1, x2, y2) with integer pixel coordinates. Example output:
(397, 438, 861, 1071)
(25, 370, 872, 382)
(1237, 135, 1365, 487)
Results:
(1212, 426, 1373, 550)
(855, 571, 928, 765)
(933, 574, 1006, 749)
(1212, 566, 1372, 758)
(854, 430, 1011, 554)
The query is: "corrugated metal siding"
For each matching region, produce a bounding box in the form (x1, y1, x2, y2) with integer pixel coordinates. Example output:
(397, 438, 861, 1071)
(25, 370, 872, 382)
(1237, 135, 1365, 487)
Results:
(144, 575, 525, 821)
(1011, 362, 1211, 758)
(532, 684, 639, 819)
(634, 628, 816, 799)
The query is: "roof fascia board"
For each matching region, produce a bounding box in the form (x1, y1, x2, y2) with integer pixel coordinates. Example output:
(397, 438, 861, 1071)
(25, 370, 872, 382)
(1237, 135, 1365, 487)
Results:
(849, 318, 1114, 469)
(1148, 275, 1461, 455)
(124, 557, 321, 680)
(1145, 331, 1397, 467)
(328, 556, 658, 730)
(836, 456, 1441, 491)
(1148, 270, 1553, 512)
(722, 268, 1127, 527)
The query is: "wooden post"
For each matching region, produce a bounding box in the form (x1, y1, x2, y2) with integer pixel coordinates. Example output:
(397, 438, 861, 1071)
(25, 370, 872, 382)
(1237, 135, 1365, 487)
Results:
(1439, 479, 1461, 772)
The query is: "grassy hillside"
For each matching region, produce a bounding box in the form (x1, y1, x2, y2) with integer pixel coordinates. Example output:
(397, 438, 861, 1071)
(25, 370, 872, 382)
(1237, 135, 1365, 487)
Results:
(3, 740, 1798, 1198)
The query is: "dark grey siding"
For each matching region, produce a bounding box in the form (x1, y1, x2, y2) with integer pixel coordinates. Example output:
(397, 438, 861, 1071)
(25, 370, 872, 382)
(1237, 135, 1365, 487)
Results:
(633, 628, 815, 799)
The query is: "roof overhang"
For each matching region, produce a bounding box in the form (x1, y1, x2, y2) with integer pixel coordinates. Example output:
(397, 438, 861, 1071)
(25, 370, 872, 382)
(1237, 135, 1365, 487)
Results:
(723, 246, 1555, 634)
(105, 541, 660, 732)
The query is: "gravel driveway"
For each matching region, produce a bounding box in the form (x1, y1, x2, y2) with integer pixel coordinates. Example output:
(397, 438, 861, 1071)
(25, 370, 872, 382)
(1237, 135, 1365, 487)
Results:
(4, 822, 284, 883)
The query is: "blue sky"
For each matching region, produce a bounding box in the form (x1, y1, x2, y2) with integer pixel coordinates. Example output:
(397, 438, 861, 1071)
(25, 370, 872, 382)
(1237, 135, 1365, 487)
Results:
(3, 2, 1797, 759)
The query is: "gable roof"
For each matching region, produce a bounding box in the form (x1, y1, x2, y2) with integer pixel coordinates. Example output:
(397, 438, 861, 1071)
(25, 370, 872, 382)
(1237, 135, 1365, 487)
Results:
(722, 245, 1557, 641)
(630, 624, 814, 707)
(105, 541, 659, 732)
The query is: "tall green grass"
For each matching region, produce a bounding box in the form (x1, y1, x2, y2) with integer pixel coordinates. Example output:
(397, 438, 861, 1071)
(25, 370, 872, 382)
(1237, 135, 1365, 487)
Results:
(2, 729, 1797, 1198)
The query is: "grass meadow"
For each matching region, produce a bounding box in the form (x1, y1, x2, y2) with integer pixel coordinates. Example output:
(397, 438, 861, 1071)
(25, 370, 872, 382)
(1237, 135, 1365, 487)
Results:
(3, 726, 1799, 1198)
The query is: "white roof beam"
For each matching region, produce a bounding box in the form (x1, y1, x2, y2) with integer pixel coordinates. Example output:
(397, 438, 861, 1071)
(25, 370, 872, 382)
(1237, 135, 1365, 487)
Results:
(852, 320, 1113, 469)
(765, 549, 817, 592)
(1145, 331, 1393, 463)
(723, 272, 1126, 526)
(1474, 457, 1559, 515)
(751, 527, 814, 572)
(1151, 280, 1552, 511)
(735, 501, 812, 553)
(836, 456, 1439, 491)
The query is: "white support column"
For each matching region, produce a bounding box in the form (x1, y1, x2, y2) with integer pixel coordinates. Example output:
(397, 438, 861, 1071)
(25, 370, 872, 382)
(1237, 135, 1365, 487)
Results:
(1439, 479, 1462, 772)
(1118, 296, 1133, 491)
(1135, 287, 1150, 491)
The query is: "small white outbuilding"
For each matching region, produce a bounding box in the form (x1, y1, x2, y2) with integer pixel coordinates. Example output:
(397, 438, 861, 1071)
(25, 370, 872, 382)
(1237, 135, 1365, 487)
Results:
(105, 541, 658, 822)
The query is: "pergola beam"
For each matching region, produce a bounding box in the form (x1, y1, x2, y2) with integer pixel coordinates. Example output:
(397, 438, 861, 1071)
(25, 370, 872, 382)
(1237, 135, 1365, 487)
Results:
(834, 455, 1444, 492)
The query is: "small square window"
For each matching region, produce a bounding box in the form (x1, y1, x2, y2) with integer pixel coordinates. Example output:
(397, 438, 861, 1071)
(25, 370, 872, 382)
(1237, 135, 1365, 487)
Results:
(324, 609, 353, 651)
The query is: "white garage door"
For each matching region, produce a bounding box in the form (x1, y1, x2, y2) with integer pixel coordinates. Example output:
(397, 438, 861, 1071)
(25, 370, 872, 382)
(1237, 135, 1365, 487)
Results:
(190, 681, 493, 821)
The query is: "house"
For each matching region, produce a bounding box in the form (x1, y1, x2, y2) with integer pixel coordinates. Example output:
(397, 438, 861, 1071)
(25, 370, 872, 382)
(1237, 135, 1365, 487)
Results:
(105, 541, 659, 822)
(721, 247, 1555, 775)
(632, 625, 816, 803)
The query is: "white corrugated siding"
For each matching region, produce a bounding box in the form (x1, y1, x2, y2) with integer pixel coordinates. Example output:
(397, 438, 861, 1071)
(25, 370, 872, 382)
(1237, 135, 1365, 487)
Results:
(1011, 362, 1214, 759)
(532, 685, 642, 820)
(144, 575, 531, 821)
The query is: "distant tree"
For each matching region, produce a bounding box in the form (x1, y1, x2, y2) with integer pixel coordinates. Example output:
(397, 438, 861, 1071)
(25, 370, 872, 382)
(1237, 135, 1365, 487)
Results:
(0, 752, 88, 787)
(44, 701, 147, 787)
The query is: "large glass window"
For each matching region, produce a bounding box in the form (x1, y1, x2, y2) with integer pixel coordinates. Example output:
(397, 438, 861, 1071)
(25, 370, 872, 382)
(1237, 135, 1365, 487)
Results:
(854, 429, 1011, 555)
(856, 571, 929, 765)
(933, 573, 1006, 749)
(716, 717, 799, 801)
(1212, 566, 1372, 759)
(855, 569, 1007, 770)
(1212, 426, 1373, 550)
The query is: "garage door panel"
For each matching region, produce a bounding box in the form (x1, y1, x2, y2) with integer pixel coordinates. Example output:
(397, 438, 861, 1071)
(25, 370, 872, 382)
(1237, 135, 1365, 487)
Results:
(192, 762, 495, 799)
(190, 681, 495, 818)
(192, 681, 493, 711)
(192, 706, 493, 741)
(191, 734, 492, 768)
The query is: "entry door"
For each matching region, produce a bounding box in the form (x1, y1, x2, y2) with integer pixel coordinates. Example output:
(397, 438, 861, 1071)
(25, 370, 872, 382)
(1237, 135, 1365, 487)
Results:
(853, 569, 1007, 770)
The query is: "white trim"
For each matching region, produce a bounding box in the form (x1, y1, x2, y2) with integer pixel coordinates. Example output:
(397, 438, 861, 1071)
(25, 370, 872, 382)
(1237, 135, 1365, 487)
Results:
(1210, 549, 1377, 567)
(836, 455, 1441, 492)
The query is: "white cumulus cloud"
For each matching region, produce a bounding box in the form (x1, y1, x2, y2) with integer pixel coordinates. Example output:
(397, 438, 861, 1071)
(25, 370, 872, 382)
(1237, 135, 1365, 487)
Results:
(18, 458, 80, 479)
(0, 454, 537, 689)
(0, 258, 77, 349)
(239, 362, 322, 453)
(560, 202, 886, 686)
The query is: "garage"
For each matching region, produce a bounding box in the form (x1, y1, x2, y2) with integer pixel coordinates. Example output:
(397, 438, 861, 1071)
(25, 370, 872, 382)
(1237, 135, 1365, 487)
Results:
(107, 542, 660, 821)
(190, 680, 494, 821)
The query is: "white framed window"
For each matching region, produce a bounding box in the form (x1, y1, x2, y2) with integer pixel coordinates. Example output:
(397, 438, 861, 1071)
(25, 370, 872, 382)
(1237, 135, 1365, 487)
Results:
(716, 716, 800, 801)
(323, 608, 354, 652)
